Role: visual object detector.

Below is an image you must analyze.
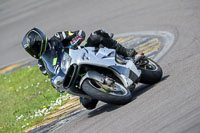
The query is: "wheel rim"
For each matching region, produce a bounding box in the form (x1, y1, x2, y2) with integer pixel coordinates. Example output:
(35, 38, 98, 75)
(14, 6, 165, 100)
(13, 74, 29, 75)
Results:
(142, 59, 158, 71)
(88, 80, 128, 96)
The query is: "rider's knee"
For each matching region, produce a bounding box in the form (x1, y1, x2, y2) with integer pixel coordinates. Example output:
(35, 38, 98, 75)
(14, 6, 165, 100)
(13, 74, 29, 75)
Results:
(80, 97, 98, 110)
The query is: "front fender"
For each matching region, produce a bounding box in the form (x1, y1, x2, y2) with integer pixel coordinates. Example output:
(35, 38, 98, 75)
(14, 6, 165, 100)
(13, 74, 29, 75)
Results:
(79, 71, 105, 88)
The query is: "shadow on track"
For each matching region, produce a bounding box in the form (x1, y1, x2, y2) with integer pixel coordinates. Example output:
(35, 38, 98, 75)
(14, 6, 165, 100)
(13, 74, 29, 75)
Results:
(88, 103, 121, 118)
(88, 75, 169, 118)
(133, 75, 169, 98)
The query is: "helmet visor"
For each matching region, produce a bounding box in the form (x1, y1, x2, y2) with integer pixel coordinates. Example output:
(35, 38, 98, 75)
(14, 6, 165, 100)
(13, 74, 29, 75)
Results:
(22, 36, 41, 59)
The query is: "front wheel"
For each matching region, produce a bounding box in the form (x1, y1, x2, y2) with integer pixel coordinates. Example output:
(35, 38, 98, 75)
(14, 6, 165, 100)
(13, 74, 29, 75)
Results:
(82, 79, 132, 105)
(138, 58, 163, 85)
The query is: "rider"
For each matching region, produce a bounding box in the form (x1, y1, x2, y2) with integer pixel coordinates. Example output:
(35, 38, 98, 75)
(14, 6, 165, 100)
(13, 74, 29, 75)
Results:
(22, 28, 138, 109)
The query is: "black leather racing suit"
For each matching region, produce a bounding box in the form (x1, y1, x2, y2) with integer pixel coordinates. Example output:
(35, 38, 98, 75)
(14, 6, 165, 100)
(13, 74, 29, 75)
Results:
(85, 30, 137, 57)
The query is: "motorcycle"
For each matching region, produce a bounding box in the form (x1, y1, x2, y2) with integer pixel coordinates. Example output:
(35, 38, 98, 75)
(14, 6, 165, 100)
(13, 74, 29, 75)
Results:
(41, 45, 162, 107)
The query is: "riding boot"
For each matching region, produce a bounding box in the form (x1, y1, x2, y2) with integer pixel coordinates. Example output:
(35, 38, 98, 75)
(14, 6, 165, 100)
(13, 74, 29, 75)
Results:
(115, 42, 137, 57)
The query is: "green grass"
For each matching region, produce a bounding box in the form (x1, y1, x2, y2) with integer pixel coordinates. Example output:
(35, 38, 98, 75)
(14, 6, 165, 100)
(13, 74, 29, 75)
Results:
(0, 66, 69, 133)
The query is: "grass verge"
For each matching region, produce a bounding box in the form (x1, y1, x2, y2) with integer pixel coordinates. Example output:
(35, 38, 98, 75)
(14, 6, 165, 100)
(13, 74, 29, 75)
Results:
(0, 66, 69, 133)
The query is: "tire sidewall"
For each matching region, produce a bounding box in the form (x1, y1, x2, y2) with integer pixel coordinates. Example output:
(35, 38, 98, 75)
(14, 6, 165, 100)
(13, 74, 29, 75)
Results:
(82, 79, 132, 105)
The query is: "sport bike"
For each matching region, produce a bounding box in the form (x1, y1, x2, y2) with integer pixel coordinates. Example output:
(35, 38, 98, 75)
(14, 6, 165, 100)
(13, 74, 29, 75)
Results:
(41, 45, 162, 105)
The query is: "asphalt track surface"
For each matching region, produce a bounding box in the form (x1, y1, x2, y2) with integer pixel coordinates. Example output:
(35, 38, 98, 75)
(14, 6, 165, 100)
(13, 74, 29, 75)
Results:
(1, 0, 200, 133)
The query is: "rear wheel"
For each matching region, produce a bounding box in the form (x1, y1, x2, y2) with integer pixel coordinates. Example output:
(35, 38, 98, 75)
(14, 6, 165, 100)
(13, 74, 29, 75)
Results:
(82, 79, 132, 105)
(138, 58, 163, 84)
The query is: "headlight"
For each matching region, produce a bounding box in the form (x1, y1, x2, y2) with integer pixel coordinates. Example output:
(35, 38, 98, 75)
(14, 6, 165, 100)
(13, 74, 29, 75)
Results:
(61, 52, 72, 74)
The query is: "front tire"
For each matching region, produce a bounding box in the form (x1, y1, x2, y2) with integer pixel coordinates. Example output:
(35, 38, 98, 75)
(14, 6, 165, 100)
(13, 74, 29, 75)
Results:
(139, 58, 163, 84)
(82, 79, 132, 105)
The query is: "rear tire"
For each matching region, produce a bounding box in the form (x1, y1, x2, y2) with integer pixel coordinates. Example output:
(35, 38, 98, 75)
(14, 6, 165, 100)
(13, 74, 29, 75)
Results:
(82, 79, 132, 105)
(139, 58, 163, 85)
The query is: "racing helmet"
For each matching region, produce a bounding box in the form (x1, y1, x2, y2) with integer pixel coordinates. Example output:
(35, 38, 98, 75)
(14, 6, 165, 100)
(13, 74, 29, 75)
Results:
(22, 28, 48, 59)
